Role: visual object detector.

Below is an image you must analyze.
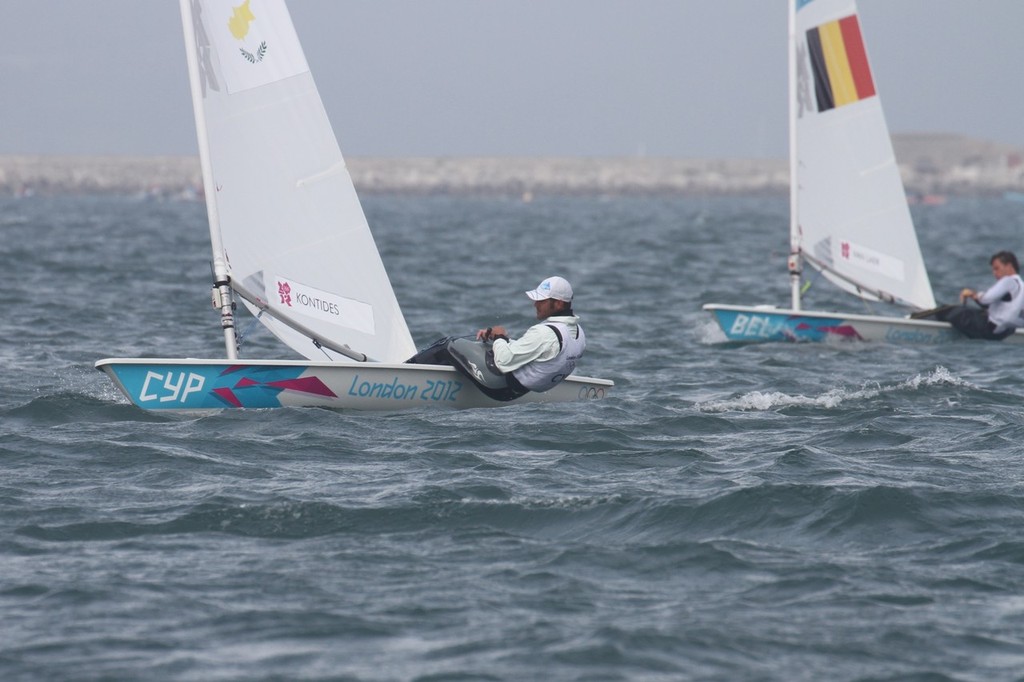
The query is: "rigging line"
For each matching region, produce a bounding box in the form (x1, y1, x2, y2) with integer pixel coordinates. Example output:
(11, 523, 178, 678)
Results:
(857, 292, 880, 315)
(236, 310, 265, 351)
(801, 251, 914, 309)
(312, 339, 334, 361)
(801, 265, 822, 296)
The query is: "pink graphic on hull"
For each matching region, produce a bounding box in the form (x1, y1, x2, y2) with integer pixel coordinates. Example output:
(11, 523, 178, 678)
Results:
(208, 365, 338, 407)
(213, 387, 244, 408)
(263, 376, 337, 397)
(794, 321, 864, 340)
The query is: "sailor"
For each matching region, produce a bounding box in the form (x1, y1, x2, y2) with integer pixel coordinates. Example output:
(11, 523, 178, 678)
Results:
(475, 276, 587, 397)
(934, 251, 1024, 340)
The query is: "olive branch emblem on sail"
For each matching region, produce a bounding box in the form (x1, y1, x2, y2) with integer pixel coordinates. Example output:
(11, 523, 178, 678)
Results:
(228, 0, 266, 65)
(240, 41, 268, 64)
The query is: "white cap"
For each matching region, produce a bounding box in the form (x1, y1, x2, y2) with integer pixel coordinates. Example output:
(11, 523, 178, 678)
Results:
(525, 276, 574, 302)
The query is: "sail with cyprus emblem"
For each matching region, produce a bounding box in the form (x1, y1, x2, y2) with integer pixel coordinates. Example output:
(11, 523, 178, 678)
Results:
(95, 0, 613, 410)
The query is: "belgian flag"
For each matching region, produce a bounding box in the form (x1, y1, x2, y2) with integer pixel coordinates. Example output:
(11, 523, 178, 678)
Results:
(806, 15, 876, 112)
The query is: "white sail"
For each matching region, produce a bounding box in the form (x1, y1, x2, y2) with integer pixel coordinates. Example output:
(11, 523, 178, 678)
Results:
(791, 0, 935, 310)
(180, 0, 416, 362)
(94, 0, 615, 412)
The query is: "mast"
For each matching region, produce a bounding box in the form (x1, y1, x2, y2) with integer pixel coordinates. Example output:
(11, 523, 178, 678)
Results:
(787, 0, 802, 311)
(179, 0, 238, 359)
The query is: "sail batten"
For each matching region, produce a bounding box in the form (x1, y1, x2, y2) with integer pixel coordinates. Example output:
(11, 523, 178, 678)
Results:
(296, 163, 349, 188)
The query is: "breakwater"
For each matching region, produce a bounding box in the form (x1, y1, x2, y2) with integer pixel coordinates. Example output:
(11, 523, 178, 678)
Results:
(2, 134, 1021, 198)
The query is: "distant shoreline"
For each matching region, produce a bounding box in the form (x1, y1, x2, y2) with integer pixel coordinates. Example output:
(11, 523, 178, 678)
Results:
(2, 134, 1021, 198)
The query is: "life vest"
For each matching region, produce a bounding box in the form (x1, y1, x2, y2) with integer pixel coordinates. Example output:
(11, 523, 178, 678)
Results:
(512, 322, 586, 392)
(987, 274, 1024, 333)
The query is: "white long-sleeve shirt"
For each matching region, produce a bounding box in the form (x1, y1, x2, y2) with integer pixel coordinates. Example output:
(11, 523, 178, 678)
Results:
(491, 315, 581, 373)
(979, 274, 1024, 333)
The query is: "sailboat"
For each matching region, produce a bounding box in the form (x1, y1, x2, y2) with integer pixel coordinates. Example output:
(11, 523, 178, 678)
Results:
(95, 0, 613, 411)
(703, 0, 1023, 344)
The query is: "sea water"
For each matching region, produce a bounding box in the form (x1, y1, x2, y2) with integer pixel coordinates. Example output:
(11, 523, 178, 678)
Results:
(3, 193, 1024, 680)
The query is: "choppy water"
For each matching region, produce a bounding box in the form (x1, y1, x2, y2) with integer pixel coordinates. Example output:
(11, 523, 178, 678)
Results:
(4, 192, 1024, 681)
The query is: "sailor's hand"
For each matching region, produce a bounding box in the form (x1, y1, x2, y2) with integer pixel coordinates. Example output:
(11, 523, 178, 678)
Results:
(960, 288, 975, 303)
(476, 326, 507, 341)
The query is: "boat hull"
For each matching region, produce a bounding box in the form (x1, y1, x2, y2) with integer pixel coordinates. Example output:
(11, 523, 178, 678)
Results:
(703, 303, 1024, 345)
(95, 358, 613, 411)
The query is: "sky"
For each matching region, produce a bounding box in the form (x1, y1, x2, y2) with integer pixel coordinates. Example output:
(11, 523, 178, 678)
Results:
(2, 1, 1022, 159)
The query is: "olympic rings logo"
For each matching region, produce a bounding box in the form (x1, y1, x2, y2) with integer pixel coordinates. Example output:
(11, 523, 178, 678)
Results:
(578, 386, 607, 400)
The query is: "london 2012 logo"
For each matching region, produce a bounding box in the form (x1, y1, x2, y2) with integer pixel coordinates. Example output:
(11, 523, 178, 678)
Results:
(278, 280, 293, 306)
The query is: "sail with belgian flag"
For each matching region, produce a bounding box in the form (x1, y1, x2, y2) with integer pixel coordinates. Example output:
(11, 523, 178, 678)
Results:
(701, 0, 950, 344)
(791, 0, 935, 311)
(805, 14, 876, 112)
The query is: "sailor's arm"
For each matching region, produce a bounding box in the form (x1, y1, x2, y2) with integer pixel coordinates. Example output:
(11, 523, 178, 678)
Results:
(975, 277, 1017, 306)
(490, 326, 559, 373)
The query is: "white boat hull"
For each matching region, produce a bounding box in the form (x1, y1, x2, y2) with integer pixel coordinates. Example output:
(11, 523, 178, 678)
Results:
(95, 358, 613, 411)
(703, 303, 1024, 345)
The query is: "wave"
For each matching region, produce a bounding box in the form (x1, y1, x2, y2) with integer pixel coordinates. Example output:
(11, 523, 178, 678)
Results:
(3, 392, 165, 424)
(696, 366, 973, 412)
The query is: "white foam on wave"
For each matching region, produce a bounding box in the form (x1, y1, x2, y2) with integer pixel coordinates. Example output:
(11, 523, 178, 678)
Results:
(697, 366, 972, 412)
(695, 317, 729, 345)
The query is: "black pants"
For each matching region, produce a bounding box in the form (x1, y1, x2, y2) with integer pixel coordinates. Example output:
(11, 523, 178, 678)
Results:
(933, 305, 1012, 341)
(405, 336, 529, 401)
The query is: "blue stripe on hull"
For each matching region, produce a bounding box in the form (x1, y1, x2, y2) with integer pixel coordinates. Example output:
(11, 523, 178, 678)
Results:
(707, 308, 967, 345)
(106, 364, 309, 409)
(711, 309, 863, 342)
(97, 359, 613, 411)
